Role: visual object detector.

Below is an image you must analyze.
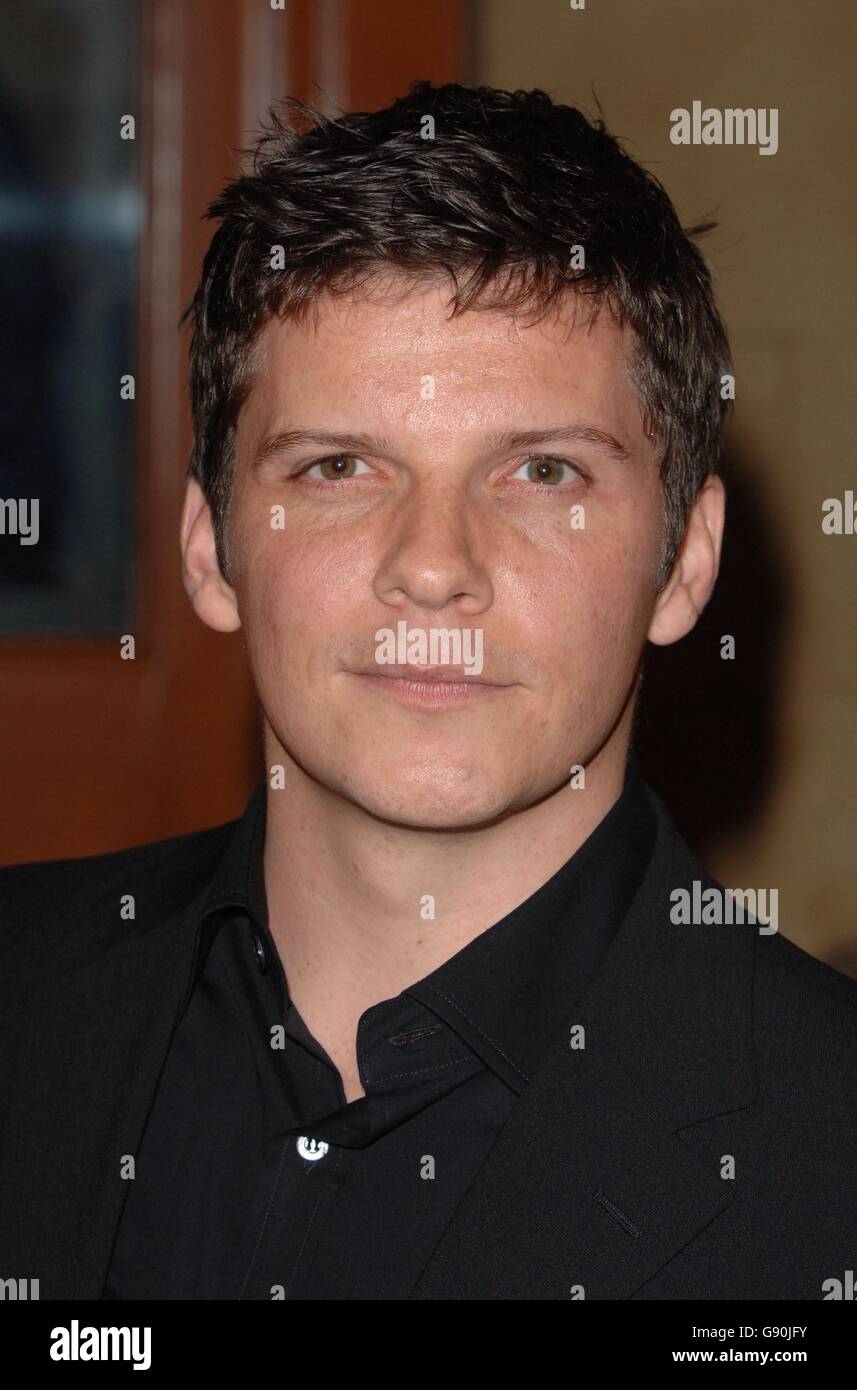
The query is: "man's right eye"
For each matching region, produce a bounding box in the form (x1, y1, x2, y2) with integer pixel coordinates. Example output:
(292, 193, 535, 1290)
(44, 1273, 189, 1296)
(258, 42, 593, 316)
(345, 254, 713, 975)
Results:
(302, 454, 373, 481)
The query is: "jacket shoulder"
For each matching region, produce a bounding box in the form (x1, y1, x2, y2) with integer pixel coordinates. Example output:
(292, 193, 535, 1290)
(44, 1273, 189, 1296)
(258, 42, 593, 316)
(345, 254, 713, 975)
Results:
(649, 779, 857, 1018)
(748, 924, 857, 1134)
(755, 924, 857, 1016)
(646, 779, 857, 1079)
(0, 818, 237, 976)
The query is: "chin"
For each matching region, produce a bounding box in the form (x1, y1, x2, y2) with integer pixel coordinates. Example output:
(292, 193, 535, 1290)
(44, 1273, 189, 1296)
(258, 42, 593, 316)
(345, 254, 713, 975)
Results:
(342, 768, 516, 832)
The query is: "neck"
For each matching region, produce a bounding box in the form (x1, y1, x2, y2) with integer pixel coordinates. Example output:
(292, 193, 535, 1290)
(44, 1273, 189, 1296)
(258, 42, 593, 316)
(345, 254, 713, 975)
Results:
(261, 730, 631, 1096)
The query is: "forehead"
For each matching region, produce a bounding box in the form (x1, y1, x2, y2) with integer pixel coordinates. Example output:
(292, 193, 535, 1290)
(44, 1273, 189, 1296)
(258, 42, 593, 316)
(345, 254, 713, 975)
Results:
(240, 277, 645, 447)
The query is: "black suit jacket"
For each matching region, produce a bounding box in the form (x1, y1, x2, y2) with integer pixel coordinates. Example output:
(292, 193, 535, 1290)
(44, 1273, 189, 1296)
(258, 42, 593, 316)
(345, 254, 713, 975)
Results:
(2, 778, 856, 1300)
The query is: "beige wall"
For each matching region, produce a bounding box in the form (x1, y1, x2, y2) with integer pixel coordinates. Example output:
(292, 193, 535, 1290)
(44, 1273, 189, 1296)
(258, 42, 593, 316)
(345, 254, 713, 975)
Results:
(473, 0, 857, 971)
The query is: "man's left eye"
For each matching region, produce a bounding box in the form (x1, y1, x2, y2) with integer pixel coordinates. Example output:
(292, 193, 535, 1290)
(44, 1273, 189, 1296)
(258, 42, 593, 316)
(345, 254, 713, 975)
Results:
(510, 457, 578, 486)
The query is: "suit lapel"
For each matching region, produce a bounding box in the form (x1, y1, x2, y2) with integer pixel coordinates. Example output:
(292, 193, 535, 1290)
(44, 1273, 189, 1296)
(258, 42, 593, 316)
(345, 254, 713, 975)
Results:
(409, 792, 759, 1299)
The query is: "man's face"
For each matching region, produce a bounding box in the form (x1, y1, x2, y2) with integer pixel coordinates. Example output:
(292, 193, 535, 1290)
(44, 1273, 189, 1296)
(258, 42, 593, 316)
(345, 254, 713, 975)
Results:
(221, 279, 665, 829)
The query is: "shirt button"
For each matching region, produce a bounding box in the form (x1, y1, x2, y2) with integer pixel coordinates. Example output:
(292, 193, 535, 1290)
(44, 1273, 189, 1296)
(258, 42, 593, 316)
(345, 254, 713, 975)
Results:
(251, 932, 267, 972)
(296, 1136, 329, 1162)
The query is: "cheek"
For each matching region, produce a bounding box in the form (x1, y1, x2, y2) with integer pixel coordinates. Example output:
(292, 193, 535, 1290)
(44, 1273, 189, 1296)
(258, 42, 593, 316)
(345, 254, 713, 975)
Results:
(234, 522, 368, 675)
(525, 574, 649, 745)
(520, 530, 653, 658)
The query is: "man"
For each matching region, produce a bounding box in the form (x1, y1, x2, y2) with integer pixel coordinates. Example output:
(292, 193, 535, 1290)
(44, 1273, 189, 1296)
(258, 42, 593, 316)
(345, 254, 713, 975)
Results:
(1, 82, 855, 1301)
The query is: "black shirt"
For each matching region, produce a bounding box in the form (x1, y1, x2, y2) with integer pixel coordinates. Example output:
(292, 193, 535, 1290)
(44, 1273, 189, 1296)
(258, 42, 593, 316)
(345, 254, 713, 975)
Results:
(102, 756, 656, 1300)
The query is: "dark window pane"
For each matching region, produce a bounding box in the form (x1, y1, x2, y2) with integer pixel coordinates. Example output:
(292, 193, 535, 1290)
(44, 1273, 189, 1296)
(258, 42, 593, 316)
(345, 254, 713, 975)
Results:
(0, 0, 141, 635)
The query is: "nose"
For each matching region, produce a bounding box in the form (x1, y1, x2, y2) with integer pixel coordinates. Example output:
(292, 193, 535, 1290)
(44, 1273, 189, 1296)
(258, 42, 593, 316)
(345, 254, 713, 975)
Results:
(372, 479, 494, 617)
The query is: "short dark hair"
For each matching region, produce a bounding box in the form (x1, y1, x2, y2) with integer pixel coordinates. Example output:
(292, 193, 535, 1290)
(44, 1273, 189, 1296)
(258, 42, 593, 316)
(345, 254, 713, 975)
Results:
(182, 81, 733, 588)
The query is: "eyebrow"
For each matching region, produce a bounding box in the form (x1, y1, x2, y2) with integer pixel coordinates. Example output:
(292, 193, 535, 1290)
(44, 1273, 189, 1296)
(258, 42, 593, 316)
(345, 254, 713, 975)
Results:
(251, 422, 632, 468)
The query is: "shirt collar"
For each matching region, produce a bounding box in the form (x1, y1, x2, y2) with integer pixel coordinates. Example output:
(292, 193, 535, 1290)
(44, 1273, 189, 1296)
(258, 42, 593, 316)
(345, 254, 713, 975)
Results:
(197, 776, 268, 925)
(405, 755, 656, 1089)
(191, 756, 656, 1092)
(180, 778, 268, 1013)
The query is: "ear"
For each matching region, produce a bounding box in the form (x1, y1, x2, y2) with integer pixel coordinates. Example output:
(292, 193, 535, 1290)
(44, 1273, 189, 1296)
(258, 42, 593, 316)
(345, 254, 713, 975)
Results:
(180, 477, 241, 633)
(648, 473, 725, 646)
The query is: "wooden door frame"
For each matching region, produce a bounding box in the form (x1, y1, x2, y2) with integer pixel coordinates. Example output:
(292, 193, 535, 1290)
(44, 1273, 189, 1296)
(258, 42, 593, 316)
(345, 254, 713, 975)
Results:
(0, 0, 473, 864)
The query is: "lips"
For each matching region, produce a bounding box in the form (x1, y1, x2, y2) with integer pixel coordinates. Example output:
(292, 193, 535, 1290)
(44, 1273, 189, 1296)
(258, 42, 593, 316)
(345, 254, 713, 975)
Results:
(348, 669, 513, 709)
(360, 665, 498, 684)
